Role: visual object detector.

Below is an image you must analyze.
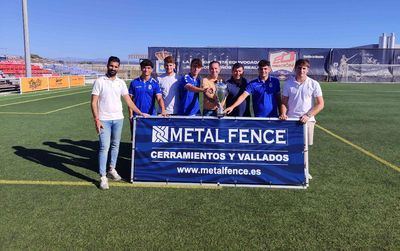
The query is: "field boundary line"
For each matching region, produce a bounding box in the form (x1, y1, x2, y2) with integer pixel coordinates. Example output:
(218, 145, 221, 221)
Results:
(323, 90, 400, 93)
(0, 111, 46, 115)
(0, 179, 221, 189)
(0, 101, 90, 115)
(45, 101, 90, 114)
(0, 86, 92, 102)
(0, 90, 90, 108)
(316, 124, 400, 173)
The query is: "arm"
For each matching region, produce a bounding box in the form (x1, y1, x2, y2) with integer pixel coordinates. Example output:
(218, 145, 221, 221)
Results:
(185, 84, 208, 93)
(127, 82, 135, 118)
(127, 95, 135, 118)
(201, 79, 214, 100)
(279, 96, 289, 120)
(275, 92, 282, 116)
(204, 88, 215, 99)
(204, 88, 218, 107)
(123, 94, 149, 117)
(300, 96, 324, 124)
(156, 94, 168, 117)
(90, 94, 103, 134)
(224, 92, 250, 114)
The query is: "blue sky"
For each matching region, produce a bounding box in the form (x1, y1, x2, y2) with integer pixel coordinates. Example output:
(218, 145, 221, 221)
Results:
(1, 0, 399, 60)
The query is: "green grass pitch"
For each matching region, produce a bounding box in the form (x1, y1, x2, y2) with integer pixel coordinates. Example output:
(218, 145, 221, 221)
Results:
(0, 83, 399, 249)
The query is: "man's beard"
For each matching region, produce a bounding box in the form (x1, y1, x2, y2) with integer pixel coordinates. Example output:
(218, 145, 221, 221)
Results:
(107, 70, 117, 77)
(233, 76, 242, 83)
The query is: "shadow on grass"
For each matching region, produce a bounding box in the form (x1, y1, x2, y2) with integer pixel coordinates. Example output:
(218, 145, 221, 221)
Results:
(12, 139, 133, 185)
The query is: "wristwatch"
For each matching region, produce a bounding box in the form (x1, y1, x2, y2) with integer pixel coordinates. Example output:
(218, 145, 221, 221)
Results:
(306, 112, 312, 117)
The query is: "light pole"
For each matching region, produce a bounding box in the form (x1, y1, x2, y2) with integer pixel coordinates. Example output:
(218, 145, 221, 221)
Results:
(22, 0, 32, 77)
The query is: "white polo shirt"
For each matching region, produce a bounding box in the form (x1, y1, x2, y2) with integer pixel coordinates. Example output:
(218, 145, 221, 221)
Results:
(157, 73, 180, 114)
(282, 76, 323, 122)
(91, 75, 128, 120)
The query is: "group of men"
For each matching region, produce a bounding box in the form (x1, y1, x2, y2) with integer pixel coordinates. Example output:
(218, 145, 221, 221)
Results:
(91, 56, 324, 189)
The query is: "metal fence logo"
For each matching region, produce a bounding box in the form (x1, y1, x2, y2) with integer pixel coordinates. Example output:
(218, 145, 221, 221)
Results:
(151, 125, 288, 144)
(152, 126, 169, 143)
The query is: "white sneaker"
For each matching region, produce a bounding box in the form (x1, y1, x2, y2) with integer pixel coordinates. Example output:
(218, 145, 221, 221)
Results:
(99, 176, 109, 190)
(307, 173, 313, 180)
(107, 168, 122, 181)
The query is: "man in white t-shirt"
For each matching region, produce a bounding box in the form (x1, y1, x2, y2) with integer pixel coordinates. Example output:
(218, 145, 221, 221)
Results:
(279, 59, 324, 178)
(91, 56, 149, 190)
(280, 59, 324, 144)
(157, 56, 180, 115)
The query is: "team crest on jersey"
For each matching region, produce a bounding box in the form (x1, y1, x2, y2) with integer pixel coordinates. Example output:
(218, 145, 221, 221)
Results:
(148, 85, 152, 90)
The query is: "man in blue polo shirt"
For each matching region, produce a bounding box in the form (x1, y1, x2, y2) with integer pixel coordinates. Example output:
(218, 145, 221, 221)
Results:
(225, 63, 251, 117)
(128, 59, 167, 118)
(179, 58, 209, 115)
(224, 60, 281, 117)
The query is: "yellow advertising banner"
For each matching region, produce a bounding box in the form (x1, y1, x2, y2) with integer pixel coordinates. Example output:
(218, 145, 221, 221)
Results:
(49, 76, 70, 89)
(20, 77, 49, 93)
(69, 76, 85, 87)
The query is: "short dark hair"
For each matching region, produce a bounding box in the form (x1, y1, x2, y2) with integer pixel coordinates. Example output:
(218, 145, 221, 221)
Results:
(140, 59, 153, 68)
(232, 62, 244, 71)
(107, 56, 120, 66)
(190, 58, 203, 68)
(295, 59, 310, 68)
(164, 56, 175, 64)
(209, 60, 220, 68)
(258, 60, 271, 68)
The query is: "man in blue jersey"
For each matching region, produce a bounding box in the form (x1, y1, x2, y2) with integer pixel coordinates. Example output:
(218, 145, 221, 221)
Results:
(224, 60, 281, 117)
(225, 63, 251, 117)
(179, 58, 209, 116)
(128, 59, 167, 118)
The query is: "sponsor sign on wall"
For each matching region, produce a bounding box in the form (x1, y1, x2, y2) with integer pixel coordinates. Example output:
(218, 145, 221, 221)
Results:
(20, 77, 49, 93)
(269, 50, 297, 80)
(49, 76, 69, 89)
(149, 47, 400, 82)
(69, 75, 85, 87)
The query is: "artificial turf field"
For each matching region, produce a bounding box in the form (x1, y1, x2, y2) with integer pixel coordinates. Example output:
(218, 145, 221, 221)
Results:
(0, 83, 399, 250)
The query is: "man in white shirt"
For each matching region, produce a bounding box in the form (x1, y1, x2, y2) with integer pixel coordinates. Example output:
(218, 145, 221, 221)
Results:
(280, 59, 324, 144)
(279, 59, 324, 179)
(157, 56, 180, 115)
(91, 56, 148, 190)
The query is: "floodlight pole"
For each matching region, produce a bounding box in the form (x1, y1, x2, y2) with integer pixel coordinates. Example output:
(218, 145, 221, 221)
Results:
(22, 0, 32, 77)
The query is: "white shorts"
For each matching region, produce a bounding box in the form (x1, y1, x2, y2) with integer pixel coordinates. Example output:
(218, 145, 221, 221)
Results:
(307, 121, 316, 145)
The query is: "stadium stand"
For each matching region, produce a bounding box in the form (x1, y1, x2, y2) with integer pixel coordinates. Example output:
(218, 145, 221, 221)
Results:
(0, 79, 19, 92)
(0, 55, 102, 93)
(44, 64, 101, 76)
(0, 60, 55, 78)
